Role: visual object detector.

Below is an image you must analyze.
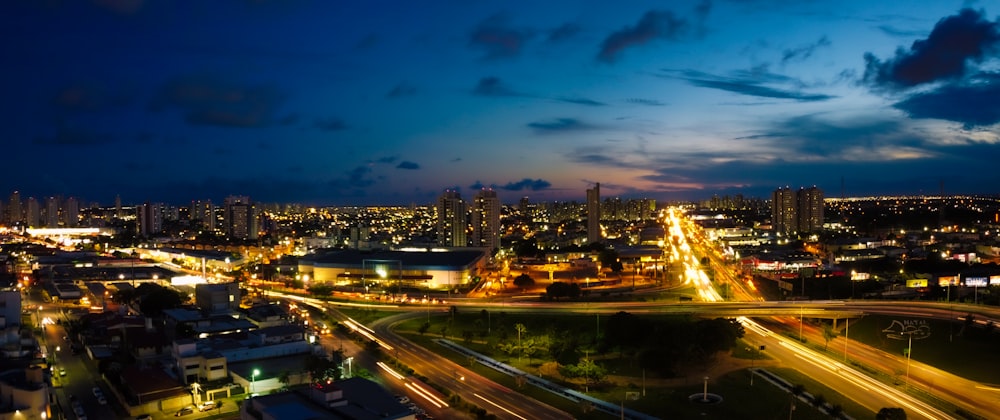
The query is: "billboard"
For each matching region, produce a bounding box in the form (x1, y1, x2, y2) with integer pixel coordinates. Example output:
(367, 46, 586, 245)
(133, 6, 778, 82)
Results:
(965, 277, 988, 287)
(938, 276, 958, 286)
(905, 279, 928, 288)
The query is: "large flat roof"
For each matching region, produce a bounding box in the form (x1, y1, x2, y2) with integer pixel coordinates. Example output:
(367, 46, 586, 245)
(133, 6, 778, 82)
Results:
(303, 249, 485, 269)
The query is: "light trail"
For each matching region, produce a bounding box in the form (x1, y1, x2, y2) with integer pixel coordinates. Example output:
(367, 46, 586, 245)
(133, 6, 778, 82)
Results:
(740, 317, 953, 420)
(376, 361, 406, 380)
(406, 382, 449, 408)
(474, 393, 528, 420)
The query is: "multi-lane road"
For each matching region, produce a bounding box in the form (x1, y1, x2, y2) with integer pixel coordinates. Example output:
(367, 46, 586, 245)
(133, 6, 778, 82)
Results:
(264, 207, 1000, 419)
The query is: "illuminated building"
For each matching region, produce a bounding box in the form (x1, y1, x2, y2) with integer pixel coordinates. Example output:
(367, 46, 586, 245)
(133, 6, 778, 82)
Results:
(436, 190, 467, 247)
(771, 186, 824, 235)
(471, 188, 500, 252)
(138, 202, 163, 237)
(224, 195, 258, 240)
(587, 182, 601, 244)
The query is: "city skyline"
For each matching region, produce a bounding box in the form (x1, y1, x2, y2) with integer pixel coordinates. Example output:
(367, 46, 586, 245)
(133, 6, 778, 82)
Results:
(4, 1, 1000, 206)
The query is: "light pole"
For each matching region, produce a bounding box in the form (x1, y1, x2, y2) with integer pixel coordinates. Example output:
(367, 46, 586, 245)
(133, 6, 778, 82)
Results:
(344, 357, 353, 378)
(843, 319, 850, 362)
(424, 295, 429, 323)
(904, 332, 913, 389)
(251, 368, 260, 396)
(798, 306, 804, 342)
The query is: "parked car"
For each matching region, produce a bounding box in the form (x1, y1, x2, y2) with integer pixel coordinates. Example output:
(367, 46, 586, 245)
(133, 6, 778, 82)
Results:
(92, 387, 103, 397)
(58, 368, 67, 377)
(198, 401, 216, 411)
(174, 407, 194, 416)
(135, 415, 152, 420)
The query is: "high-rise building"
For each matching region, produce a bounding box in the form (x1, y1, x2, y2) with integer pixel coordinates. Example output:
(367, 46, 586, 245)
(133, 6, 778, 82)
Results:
(224, 195, 258, 240)
(587, 183, 601, 244)
(45, 196, 60, 228)
(138, 202, 163, 237)
(771, 186, 824, 235)
(436, 190, 467, 247)
(190, 200, 216, 231)
(114, 194, 123, 219)
(771, 187, 797, 235)
(64, 197, 79, 227)
(797, 186, 824, 233)
(25, 198, 40, 228)
(471, 189, 501, 252)
(6, 191, 21, 225)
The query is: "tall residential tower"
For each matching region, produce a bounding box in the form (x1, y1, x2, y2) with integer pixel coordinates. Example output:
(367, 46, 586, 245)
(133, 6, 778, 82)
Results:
(471, 189, 501, 252)
(586, 183, 601, 244)
(436, 190, 467, 247)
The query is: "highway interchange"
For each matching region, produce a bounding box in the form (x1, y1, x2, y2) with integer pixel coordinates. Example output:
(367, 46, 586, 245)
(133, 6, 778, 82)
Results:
(276, 208, 1000, 420)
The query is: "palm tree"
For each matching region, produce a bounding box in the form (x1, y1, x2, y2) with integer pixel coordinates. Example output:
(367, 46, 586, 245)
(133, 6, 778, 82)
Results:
(514, 323, 527, 361)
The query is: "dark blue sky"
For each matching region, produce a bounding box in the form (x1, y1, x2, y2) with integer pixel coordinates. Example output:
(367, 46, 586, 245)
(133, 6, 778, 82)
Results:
(4, 0, 1000, 206)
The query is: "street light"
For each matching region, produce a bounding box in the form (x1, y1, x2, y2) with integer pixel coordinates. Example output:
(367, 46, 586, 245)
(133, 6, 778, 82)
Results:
(251, 368, 260, 395)
(904, 332, 914, 389)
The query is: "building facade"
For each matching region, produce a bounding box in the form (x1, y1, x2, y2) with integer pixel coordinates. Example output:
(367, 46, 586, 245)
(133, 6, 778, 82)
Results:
(771, 186, 824, 235)
(587, 183, 601, 244)
(436, 190, 467, 247)
(471, 189, 501, 252)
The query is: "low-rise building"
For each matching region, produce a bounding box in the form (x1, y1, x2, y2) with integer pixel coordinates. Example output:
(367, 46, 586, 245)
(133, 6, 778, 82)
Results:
(240, 377, 413, 420)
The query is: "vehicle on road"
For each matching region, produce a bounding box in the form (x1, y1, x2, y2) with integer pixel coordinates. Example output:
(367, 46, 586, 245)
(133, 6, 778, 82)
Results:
(174, 407, 194, 416)
(92, 387, 103, 397)
(135, 416, 152, 420)
(58, 368, 67, 377)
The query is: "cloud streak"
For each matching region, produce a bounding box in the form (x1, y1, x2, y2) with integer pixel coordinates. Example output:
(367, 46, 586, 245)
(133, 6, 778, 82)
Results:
(527, 118, 594, 133)
(662, 69, 834, 101)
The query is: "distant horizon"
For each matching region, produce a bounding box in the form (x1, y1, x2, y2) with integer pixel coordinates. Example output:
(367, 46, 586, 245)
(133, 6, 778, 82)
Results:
(4, 187, 997, 209)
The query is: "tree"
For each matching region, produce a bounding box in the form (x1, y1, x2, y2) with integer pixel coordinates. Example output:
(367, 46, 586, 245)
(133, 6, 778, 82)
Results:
(827, 404, 843, 418)
(822, 323, 838, 351)
(812, 393, 827, 409)
(308, 284, 334, 296)
(876, 407, 907, 420)
(513, 273, 535, 289)
(546, 282, 581, 300)
(137, 285, 186, 317)
(304, 353, 339, 382)
(515, 323, 527, 360)
(417, 322, 430, 335)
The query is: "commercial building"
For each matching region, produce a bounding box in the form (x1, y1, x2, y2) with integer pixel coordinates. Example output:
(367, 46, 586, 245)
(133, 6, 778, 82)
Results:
(298, 248, 486, 290)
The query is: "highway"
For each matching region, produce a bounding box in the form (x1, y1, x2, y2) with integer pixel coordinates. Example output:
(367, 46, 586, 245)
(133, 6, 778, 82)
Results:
(278, 293, 572, 419)
(259, 208, 1000, 420)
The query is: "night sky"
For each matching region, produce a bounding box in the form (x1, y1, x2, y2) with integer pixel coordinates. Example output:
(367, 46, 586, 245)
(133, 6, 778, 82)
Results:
(4, 0, 1000, 206)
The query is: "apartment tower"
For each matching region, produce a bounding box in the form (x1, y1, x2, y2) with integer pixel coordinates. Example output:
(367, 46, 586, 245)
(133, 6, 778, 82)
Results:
(586, 183, 601, 244)
(436, 190, 468, 247)
(471, 189, 501, 252)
